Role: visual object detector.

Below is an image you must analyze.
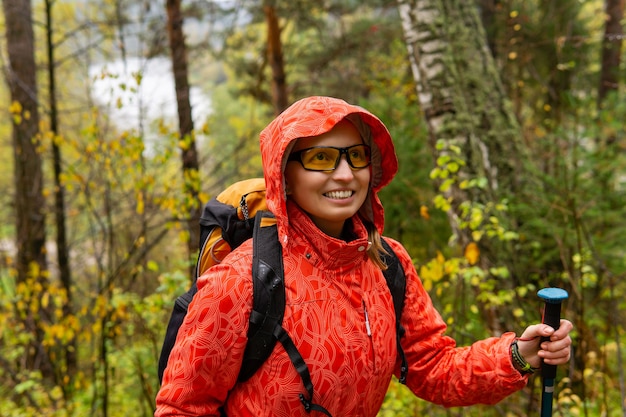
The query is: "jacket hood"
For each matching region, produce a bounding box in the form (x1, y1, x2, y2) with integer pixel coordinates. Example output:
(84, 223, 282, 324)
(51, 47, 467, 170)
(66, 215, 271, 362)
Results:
(259, 96, 398, 244)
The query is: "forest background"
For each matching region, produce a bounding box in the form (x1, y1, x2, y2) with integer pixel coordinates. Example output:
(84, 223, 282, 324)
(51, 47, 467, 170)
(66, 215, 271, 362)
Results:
(0, 0, 624, 416)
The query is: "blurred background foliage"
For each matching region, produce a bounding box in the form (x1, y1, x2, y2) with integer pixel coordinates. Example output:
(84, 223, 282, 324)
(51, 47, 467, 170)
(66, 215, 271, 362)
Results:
(0, 0, 624, 416)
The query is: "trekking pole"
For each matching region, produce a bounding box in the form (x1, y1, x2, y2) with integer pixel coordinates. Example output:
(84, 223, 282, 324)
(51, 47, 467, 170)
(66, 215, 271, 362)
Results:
(537, 288, 569, 417)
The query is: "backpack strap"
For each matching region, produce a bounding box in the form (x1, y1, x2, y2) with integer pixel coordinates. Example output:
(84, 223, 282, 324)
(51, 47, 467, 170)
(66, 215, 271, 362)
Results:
(241, 211, 333, 416)
(273, 325, 332, 417)
(238, 211, 285, 382)
(158, 283, 197, 382)
(381, 238, 409, 384)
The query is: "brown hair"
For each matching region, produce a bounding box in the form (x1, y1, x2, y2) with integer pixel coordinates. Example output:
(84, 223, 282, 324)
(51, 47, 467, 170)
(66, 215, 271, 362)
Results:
(365, 221, 388, 270)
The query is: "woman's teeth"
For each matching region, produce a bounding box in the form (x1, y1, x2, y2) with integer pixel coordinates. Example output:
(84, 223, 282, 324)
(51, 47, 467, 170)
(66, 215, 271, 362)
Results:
(325, 190, 353, 199)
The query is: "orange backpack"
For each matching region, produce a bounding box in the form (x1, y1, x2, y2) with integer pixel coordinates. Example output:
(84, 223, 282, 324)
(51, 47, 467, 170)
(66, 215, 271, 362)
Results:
(196, 177, 268, 276)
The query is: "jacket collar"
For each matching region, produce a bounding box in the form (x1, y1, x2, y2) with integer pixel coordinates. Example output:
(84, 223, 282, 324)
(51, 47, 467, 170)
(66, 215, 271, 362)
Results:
(285, 201, 371, 273)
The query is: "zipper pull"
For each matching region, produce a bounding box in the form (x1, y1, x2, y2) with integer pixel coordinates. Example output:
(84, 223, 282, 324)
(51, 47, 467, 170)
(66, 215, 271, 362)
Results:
(363, 300, 372, 336)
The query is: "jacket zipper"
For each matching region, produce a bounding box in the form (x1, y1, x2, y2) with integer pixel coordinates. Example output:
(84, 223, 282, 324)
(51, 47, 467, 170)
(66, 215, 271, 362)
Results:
(362, 300, 372, 336)
(362, 300, 376, 373)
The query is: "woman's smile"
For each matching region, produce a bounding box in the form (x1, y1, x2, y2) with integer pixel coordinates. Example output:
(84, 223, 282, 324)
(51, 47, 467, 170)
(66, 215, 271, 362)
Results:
(323, 189, 355, 200)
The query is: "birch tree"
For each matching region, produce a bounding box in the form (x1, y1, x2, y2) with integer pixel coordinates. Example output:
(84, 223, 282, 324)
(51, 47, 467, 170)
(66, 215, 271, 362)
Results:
(396, 0, 534, 333)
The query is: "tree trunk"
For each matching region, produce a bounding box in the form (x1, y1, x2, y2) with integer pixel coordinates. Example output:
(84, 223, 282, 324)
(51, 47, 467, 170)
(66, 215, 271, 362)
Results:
(397, 0, 529, 334)
(166, 0, 202, 276)
(2, 0, 53, 377)
(539, 1, 582, 125)
(598, 0, 624, 104)
(264, 2, 289, 114)
(44, 0, 77, 386)
(478, 0, 500, 58)
(3, 0, 46, 286)
(597, 1, 625, 413)
(398, 0, 527, 223)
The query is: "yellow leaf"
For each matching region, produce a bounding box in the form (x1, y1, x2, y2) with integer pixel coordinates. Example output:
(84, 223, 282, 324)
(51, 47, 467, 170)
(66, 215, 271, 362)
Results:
(419, 205, 430, 220)
(9, 100, 22, 114)
(464, 242, 480, 265)
(471, 230, 483, 241)
(436, 251, 445, 264)
(41, 292, 50, 309)
(147, 260, 159, 272)
(136, 193, 144, 214)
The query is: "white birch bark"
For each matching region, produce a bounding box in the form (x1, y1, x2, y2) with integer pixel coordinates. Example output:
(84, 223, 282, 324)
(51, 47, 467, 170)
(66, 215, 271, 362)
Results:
(397, 0, 527, 239)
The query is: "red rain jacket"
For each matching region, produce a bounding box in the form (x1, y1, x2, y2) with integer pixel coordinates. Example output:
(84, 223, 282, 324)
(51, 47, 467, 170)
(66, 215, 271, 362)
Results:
(155, 97, 527, 416)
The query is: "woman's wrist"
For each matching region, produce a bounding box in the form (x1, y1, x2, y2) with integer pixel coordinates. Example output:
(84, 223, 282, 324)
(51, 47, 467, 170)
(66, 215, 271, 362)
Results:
(510, 340, 538, 375)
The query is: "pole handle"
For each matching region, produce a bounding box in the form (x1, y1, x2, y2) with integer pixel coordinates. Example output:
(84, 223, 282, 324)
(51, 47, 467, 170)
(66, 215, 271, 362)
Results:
(537, 288, 568, 379)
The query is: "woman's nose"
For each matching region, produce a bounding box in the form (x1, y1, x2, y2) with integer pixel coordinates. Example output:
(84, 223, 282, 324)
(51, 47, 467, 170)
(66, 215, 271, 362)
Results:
(332, 155, 354, 179)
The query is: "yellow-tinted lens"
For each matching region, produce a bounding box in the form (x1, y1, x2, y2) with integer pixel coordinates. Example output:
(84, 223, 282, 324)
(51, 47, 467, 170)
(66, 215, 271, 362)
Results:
(347, 145, 370, 168)
(299, 147, 341, 171)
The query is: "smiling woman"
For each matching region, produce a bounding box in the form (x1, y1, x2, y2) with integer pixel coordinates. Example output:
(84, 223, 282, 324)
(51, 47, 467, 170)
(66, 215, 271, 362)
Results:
(154, 96, 574, 417)
(284, 119, 371, 238)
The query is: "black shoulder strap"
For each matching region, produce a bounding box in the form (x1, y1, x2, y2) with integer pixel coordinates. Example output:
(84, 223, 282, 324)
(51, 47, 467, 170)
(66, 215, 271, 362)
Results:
(158, 283, 197, 383)
(239, 211, 332, 416)
(380, 238, 409, 384)
(273, 325, 332, 416)
(237, 211, 285, 382)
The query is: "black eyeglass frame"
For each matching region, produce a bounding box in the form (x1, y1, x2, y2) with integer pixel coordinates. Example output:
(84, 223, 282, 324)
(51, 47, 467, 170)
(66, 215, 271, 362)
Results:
(287, 144, 372, 172)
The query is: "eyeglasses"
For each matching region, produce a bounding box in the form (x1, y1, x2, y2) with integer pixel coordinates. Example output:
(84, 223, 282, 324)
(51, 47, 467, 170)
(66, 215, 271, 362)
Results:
(287, 144, 371, 172)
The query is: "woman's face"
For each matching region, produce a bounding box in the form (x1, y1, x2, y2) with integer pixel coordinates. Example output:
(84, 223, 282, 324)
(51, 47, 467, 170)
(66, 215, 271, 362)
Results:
(284, 120, 371, 238)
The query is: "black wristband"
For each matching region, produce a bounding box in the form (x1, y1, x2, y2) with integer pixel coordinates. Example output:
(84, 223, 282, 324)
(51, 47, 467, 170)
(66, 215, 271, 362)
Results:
(511, 340, 538, 375)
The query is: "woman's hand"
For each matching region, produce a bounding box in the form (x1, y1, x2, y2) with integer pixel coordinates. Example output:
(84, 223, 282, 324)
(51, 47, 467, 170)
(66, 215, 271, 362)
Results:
(516, 319, 573, 370)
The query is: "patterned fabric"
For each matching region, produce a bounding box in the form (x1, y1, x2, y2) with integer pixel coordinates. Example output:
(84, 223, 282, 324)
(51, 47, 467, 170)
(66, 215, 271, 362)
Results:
(154, 96, 527, 416)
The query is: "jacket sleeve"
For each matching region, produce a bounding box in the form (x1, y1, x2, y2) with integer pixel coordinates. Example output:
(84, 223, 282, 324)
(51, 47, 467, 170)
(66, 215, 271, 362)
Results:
(385, 238, 528, 407)
(154, 247, 254, 417)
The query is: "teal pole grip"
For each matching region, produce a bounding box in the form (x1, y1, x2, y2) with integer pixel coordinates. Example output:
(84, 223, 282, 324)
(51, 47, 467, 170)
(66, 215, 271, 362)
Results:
(537, 288, 568, 417)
